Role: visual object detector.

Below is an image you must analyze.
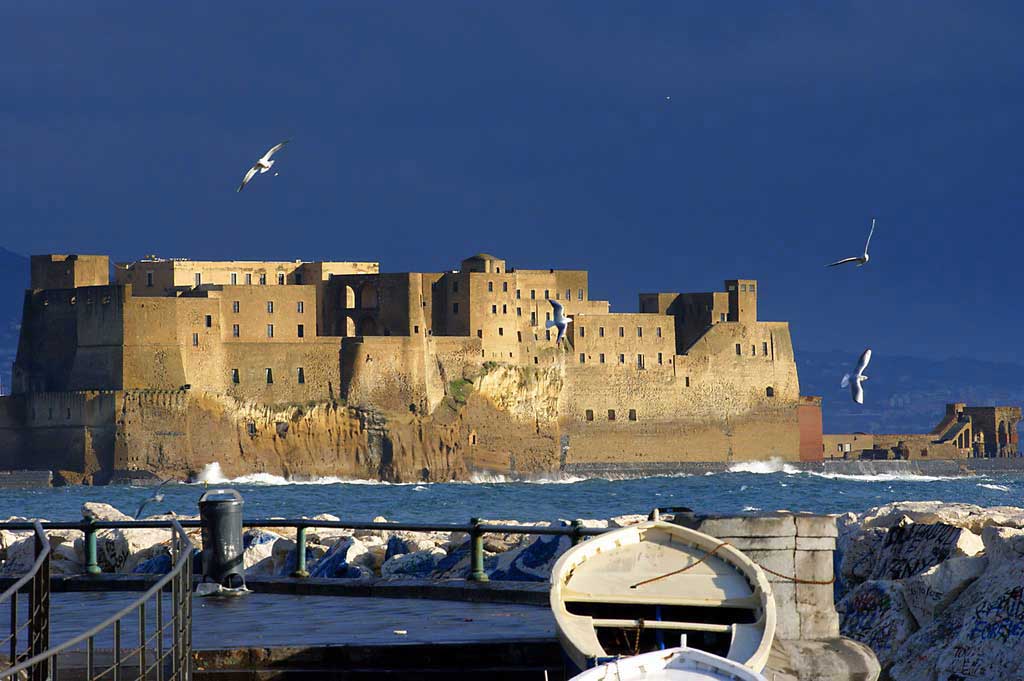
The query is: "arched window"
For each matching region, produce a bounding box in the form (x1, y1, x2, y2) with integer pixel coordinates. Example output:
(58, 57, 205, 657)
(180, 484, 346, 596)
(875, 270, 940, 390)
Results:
(766, 387, 775, 398)
(343, 285, 356, 308)
(358, 282, 378, 309)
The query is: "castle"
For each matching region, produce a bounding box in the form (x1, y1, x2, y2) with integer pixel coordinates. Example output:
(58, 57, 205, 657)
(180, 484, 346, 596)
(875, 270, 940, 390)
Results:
(3, 252, 825, 482)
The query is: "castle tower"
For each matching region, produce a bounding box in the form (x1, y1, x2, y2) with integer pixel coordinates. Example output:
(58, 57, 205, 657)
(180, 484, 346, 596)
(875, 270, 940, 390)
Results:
(725, 279, 757, 322)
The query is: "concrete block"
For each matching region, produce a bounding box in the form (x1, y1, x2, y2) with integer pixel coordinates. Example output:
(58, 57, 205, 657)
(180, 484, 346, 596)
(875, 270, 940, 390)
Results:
(794, 514, 838, 538)
(771, 581, 800, 640)
(796, 582, 835, 611)
(800, 608, 840, 640)
(699, 515, 796, 539)
(726, 536, 795, 551)
(775, 637, 881, 680)
(795, 550, 834, 583)
(745, 549, 796, 581)
(796, 536, 836, 551)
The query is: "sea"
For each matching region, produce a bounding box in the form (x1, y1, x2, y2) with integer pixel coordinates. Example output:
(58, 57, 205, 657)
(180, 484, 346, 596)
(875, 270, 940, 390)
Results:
(1, 460, 1021, 522)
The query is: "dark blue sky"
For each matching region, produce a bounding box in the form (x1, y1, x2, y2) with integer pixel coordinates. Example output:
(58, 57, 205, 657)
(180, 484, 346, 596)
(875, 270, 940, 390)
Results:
(3, 3, 1022, 363)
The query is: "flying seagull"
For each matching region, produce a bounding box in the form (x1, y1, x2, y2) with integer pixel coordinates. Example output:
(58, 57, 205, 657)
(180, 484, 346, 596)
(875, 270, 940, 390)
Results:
(546, 299, 572, 344)
(841, 348, 872, 404)
(827, 218, 876, 268)
(237, 140, 289, 192)
(134, 478, 174, 519)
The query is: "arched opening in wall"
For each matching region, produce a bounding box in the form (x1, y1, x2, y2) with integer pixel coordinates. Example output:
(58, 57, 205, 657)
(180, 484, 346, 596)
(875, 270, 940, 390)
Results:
(585, 409, 594, 422)
(999, 421, 1009, 454)
(358, 282, 378, 309)
(343, 285, 356, 308)
(766, 387, 775, 398)
(343, 315, 356, 336)
(357, 317, 378, 336)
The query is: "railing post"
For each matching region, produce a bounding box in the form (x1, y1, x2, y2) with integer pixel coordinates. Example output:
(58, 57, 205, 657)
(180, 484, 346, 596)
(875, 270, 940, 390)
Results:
(291, 526, 309, 578)
(469, 517, 488, 583)
(83, 514, 102, 576)
(571, 519, 584, 545)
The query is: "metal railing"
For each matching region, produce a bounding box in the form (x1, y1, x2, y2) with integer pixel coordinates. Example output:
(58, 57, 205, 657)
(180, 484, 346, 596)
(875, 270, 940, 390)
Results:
(0, 521, 50, 680)
(0, 520, 194, 681)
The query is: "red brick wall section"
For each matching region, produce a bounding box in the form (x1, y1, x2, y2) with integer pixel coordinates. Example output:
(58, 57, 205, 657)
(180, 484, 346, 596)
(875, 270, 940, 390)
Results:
(798, 397, 824, 461)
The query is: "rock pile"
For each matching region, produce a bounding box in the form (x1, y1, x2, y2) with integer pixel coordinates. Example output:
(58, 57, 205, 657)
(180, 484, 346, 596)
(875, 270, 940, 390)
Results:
(835, 501, 1024, 680)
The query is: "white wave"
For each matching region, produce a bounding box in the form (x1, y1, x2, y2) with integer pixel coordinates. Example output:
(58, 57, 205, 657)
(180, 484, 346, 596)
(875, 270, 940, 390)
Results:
(467, 472, 589, 484)
(978, 483, 1011, 492)
(805, 471, 949, 483)
(727, 458, 800, 474)
(192, 462, 351, 486)
(743, 506, 761, 512)
(413, 485, 428, 491)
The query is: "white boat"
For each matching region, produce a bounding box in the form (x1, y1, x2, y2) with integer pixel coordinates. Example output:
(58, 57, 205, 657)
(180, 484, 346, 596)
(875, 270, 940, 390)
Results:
(569, 646, 768, 681)
(550, 520, 775, 673)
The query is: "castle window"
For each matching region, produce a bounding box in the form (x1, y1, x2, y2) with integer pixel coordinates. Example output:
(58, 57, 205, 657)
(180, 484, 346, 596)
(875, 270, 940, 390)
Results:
(566, 288, 571, 300)
(766, 387, 775, 398)
(580, 327, 585, 337)
(267, 301, 274, 313)
(297, 301, 304, 313)
(720, 313, 726, 322)
(267, 324, 274, 338)
(488, 281, 494, 292)
(265, 368, 273, 384)
(637, 354, 645, 369)
(618, 327, 624, 337)
(544, 290, 549, 299)
(628, 409, 637, 422)
(230, 273, 237, 285)
(657, 352, 663, 365)
(297, 324, 304, 338)
(146, 272, 154, 287)
(751, 345, 756, 356)
(452, 280, 459, 293)
(192, 333, 199, 347)
(534, 357, 538, 364)
(735, 343, 742, 356)
(453, 303, 459, 314)
(637, 327, 643, 338)
(277, 273, 285, 285)
(763, 341, 769, 356)
(195, 273, 201, 287)
(491, 305, 497, 314)
(297, 368, 305, 384)
(232, 324, 239, 338)
(585, 409, 594, 422)
(750, 284, 755, 293)
(245, 273, 252, 285)
(477, 329, 483, 338)
(599, 353, 605, 364)
(546, 312, 551, 322)
(517, 307, 522, 317)
(69, 295, 76, 305)
(577, 288, 583, 300)
(530, 290, 536, 299)
(259, 273, 267, 285)
(247, 421, 256, 435)
(517, 331, 522, 342)
(579, 353, 585, 363)
(608, 409, 616, 421)
(741, 284, 747, 292)
(728, 284, 736, 291)
(618, 354, 625, 364)
(503, 282, 508, 292)
(231, 368, 239, 384)
(205, 315, 212, 328)
(502, 304, 507, 314)
(498, 327, 504, 336)
(656, 327, 662, 338)
(599, 327, 605, 338)
(232, 301, 240, 313)
(545, 330, 551, 341)
(685, 376, 690, 387)
(414, 325, 419, 334)
(531, 311, 537, 326)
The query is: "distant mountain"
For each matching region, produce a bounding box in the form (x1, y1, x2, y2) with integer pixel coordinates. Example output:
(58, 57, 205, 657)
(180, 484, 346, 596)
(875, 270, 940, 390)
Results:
(798, 349, 1024, 435)
(0, 248, 28, 394)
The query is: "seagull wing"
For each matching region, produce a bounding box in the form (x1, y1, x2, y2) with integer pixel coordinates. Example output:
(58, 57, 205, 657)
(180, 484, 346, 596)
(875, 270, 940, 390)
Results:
(261, 140, 290, 162)
(237, 164, 259, 192)
(863, 218, 876, 256)
(851, 379, 865, 405)
(855, 348, 872, 375)
(827, 256, 860, 267)
(549, 299, 564, 320)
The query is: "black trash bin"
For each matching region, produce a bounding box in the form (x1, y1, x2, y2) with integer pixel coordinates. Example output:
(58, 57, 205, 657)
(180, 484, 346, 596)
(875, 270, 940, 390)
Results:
(198, 488, 246, 589)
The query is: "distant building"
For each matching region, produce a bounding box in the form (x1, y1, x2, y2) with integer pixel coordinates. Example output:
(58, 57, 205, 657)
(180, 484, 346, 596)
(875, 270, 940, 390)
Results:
(824, 402, 1022, 460)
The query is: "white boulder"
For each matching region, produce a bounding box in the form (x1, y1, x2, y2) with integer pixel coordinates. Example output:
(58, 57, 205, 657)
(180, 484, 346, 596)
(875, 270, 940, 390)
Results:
(381, 548, 447, 579)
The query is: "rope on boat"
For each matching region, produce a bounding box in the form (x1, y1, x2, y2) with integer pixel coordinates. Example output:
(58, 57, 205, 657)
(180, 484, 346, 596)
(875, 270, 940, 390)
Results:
(629, 540, 836, 589)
